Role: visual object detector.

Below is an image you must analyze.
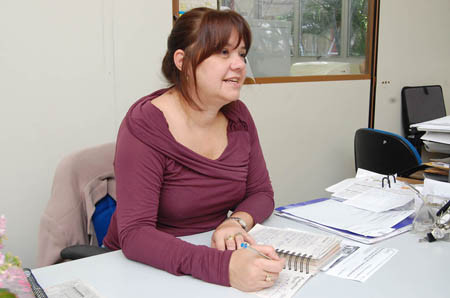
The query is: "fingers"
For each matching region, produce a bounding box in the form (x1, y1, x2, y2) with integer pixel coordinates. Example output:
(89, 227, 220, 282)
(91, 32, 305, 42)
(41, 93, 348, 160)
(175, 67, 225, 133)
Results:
(250, 271, 280, 290)
(252, 244, 282, 261)
(259, 258, 285, 275)
(263, 271, 279, 284)
(229, 249, 281, 292)
(214, 236, 226, 251)
(212, 231, 250, 251)
(225, 234, 237, 250)
(212, 233, 239, 251)
(234, 232, 245, 249)
(242, 233, 256, 245)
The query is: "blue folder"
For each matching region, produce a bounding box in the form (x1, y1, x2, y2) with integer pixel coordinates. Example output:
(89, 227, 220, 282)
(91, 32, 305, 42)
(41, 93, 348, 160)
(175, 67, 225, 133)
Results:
(275, 198, 414, 244)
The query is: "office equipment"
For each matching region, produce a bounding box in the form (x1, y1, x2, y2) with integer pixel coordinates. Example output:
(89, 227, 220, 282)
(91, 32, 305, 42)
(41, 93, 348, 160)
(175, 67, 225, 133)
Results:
(275, 198, 414, 244)
(247, 224, 341, 298)
(249, 224, 341, 275)
(31, 215, 450, 298)
(354, 128, 425, 177)
(412, 194, 436, 234)
(240, 242, 271, 260)
(402, 85, 446, 151)
(37, 143, 116, 266)
(23, 268, 48, 298)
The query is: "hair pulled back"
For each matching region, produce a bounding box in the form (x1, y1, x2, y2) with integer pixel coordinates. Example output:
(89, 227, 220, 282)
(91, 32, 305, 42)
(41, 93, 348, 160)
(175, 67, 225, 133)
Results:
(161, 7, 251, 108)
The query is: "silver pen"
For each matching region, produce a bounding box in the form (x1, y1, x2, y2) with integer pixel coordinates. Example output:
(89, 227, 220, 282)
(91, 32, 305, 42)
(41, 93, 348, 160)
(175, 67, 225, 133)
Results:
(241, 242, 272, 260)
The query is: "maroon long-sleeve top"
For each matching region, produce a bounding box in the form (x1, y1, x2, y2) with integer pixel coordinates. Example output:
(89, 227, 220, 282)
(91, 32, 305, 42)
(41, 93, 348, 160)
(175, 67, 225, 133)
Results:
(103, 89, 274, 286)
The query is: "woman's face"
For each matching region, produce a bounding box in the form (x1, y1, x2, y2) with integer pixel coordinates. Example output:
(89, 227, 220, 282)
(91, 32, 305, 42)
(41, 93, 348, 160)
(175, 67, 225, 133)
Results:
(194, 29, 247, 107)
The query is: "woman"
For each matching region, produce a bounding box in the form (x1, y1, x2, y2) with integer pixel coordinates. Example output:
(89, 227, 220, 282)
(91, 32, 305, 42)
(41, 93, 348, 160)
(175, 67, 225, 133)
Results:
(103, 7, 284, 292)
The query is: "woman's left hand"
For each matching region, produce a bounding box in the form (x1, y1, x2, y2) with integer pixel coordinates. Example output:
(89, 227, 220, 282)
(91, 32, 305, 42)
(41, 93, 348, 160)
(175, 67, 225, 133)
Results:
(211, 219, 256, 251)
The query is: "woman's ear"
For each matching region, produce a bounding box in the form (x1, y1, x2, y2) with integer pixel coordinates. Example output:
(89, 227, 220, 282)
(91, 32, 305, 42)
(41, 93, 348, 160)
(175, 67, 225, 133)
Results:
(173, 49, 185, 71)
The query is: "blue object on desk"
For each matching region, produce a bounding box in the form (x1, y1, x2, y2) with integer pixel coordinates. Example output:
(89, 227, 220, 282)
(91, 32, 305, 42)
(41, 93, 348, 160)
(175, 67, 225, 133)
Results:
(275, 198, 414, 244)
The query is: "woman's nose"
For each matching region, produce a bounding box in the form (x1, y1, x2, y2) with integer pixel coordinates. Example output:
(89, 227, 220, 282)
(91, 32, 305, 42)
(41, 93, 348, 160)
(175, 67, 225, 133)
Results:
(230, 54, 246, 70)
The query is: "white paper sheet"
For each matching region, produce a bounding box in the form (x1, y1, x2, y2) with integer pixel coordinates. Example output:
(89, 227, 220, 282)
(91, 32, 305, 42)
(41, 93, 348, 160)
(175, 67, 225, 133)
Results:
(421, 131, 450, 144)
(275, 212, 412, 245)
(284, 200, 414, 237)
(411, 115, 450, 132)
(249, 224, 340, 259)
(321, 243, 361, 271)
(423, 178, 450, 198)
(254, 271, 311, 298)
(325, 246, 398, 282)
(46, 280, 103, 298)
(331, 179, 381, 200)
(343, 188, 414, 212)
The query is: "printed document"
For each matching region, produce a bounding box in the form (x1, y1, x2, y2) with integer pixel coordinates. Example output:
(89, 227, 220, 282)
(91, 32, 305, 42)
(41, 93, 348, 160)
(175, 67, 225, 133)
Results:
(284, 199, 414, 237)
(321, 243, 361, 272)
(325, 246, 398, 282)
(327, 174, 416, 202)
(46, 280, 103, 298)
(343, 188, 414, 212)
(254, 271, 311, 298)
(411, 115, 450, 132)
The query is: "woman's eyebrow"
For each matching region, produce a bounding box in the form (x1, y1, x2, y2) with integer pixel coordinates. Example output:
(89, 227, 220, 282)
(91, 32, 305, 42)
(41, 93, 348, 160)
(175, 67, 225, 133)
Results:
(226, 43, 246, 50)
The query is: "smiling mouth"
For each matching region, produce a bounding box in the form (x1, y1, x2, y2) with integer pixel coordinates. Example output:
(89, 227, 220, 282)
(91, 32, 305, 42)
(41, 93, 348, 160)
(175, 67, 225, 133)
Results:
(224, 78, 240, 83)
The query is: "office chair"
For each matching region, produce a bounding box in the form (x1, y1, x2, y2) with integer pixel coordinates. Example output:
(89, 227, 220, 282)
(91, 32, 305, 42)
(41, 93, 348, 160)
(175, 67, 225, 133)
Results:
(37, 143, 116, 266)
(354, 128, 427, 177)
(401, 85, 446, 152)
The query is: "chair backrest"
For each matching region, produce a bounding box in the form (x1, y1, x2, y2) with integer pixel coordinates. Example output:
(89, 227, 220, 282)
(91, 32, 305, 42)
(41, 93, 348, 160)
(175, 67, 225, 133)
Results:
(402, 85, 446, 136)
(37, 143, 116, 266)
(354, 128, 422, 176)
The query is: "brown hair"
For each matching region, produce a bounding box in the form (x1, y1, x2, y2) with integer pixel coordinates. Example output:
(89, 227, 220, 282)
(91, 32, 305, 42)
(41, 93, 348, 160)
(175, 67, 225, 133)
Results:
(161, 7, 251, 109)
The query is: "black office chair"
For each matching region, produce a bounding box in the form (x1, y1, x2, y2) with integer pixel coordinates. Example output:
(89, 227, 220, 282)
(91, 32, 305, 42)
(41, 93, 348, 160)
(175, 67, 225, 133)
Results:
(354, 128, 427, 177)
(401, 85, 446, 152)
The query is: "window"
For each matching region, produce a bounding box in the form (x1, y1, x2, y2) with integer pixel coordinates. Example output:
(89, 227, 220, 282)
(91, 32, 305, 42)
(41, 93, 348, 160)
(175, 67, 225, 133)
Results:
(174, 0, 377, 83)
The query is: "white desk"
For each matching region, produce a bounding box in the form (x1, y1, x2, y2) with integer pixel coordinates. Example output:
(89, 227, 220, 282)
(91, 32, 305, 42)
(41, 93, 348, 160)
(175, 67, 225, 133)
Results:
(33, 215, 450, 298)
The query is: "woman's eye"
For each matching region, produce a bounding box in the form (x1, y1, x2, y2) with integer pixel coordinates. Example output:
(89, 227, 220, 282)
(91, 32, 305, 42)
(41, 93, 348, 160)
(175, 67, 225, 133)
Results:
(221, 49, 229, 55)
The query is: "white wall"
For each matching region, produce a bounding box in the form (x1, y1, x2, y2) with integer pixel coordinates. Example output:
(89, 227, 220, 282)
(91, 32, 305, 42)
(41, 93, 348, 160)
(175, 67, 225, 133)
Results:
(375, 0, 450, 133)
(241, 80, 369, 207)
(2, 0, 446, 270)
(0, 0, 171, 268)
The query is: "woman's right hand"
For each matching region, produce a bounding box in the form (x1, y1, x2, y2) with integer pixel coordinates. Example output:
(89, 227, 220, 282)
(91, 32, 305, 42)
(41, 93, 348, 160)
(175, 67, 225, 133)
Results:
(229, 244, 285, 292)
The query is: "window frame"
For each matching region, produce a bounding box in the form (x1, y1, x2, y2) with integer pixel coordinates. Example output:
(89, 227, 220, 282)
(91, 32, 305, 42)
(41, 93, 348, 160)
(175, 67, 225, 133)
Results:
(172, 0, 378, 85)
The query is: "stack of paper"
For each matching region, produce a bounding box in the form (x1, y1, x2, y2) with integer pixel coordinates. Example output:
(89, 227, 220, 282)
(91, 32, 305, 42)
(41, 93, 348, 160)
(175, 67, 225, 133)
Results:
(411, 115, 450, 153)
(275, 170, 416, 244)
(410, 115, 450, 132)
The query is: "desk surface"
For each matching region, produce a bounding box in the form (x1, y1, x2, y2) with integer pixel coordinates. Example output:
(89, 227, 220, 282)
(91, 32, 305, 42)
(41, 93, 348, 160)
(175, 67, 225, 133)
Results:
(33, 215, 450, 298)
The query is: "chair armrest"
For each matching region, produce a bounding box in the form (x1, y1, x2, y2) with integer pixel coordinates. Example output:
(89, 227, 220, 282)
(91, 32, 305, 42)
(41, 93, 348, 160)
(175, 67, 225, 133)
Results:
(60, 245, 111, 261)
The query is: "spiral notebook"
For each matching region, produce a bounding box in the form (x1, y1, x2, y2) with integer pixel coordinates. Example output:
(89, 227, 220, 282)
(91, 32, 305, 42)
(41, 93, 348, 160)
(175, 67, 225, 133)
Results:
(249, 224, 341, 275)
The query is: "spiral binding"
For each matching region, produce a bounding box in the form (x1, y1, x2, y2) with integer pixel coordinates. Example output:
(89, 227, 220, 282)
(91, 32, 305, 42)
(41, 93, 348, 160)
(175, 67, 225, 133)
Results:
(275, 249, 312, 274)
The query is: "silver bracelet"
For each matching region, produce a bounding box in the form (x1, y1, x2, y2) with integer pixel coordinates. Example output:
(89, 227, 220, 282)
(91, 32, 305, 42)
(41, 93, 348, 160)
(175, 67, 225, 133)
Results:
(228, 216, 247, 231)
